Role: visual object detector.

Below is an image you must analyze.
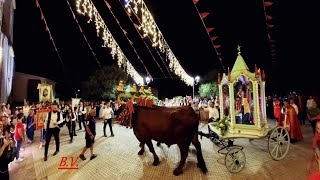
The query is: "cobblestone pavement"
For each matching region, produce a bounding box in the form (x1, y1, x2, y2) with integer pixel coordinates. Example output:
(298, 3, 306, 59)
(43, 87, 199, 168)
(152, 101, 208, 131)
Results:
(9, 119, 312, 180)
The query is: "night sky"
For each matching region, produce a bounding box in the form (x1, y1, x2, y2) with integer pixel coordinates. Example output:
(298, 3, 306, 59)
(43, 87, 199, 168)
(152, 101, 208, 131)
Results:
(12, 0, 319, 99)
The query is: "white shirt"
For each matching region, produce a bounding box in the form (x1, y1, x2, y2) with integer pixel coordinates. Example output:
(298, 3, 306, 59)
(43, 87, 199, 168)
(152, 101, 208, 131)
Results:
(307, 99, 314, 109)
(66, 113, 77, 122)
(23, 106, 30, 117)
(103, 107, 113, 119)
(291, 103, 299, 115)
(78, 106, 86, 115)
(44, 112, 64, 129)
(208, 107, 219, 120)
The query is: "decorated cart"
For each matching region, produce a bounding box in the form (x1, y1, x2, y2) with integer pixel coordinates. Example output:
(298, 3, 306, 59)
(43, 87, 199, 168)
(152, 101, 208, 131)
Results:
(199, 47, 290, 173)
(116, 81, 157, 126)
(116, 81, 157, 105)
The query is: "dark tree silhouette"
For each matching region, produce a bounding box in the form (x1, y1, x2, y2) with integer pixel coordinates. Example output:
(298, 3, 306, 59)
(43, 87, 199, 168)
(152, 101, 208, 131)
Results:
(81, 65, 133, 100)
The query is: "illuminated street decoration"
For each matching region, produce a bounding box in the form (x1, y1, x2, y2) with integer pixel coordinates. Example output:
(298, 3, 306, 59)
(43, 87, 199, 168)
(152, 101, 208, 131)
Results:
(76, 0, 144, 85)
(125, 0, 195, 86)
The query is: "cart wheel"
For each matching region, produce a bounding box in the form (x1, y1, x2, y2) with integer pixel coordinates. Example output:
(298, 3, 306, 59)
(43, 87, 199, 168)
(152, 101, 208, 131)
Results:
(268, 126, 290, 161)
(225, 148, 246, 173)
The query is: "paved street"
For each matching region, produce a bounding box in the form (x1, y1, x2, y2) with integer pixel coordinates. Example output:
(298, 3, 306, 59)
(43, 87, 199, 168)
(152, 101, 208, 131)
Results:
(9, 119, 312, 180)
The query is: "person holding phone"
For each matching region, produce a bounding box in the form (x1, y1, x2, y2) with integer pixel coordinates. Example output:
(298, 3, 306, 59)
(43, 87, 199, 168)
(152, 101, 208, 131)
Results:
(0, 125, 14, 180)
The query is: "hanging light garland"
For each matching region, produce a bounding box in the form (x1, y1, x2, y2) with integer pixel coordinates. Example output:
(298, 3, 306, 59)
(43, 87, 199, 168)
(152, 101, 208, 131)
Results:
(125, 0, 195, 86)
(76, 0, 144, 85)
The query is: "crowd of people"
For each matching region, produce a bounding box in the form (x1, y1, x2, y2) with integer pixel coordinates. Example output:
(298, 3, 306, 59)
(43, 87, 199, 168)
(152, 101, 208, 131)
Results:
(0, 99, 121, 179)
(1, 93, 320, 178)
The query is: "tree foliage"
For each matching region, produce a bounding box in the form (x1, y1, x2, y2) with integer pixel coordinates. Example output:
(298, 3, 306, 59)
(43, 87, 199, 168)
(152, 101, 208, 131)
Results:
(199, 82, 219, 98)
(198, 68, 220, 98)
(81, 65, 132, 100)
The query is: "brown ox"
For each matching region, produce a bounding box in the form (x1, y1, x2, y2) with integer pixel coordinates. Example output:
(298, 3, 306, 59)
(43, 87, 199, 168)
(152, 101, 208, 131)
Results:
(126, 104, 207, 176)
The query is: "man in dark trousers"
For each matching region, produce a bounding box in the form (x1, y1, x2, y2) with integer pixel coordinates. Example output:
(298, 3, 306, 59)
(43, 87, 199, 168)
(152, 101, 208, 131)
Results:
(79, 109, 97, 160)
(44, 103, 64, 161)
(77, 102, 86, 130)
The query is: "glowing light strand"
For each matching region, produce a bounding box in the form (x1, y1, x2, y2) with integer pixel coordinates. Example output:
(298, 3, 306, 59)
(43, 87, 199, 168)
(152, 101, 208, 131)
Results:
(117, 0, 172, 79)
(125, 0, 194, 86)
(103, 0, 154, 80)
(76, 0, 144, 85)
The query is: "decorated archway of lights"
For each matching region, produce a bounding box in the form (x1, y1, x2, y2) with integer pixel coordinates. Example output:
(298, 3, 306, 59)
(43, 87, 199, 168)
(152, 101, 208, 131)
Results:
(76, 0, 144, 85)
(123, 0, 195, 86)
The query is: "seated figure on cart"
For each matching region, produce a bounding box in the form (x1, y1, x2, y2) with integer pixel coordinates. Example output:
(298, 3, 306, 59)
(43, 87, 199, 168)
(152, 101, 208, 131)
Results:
(208, 101, 220, 123)
(204, 101, 220, 143)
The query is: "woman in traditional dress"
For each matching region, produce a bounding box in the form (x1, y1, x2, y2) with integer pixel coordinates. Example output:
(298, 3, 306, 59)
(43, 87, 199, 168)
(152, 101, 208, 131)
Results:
(273, 97, 281, 125)
(283, 99, 303, 142)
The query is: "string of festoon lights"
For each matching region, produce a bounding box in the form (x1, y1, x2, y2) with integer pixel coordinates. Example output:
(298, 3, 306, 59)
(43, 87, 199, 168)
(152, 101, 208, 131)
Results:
(76, 0, 144, 85)
(117, 0, 172, 79)
(125, 0, 195, 86)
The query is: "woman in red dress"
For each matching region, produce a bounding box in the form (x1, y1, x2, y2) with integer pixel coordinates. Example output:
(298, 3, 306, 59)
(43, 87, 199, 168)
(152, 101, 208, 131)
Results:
(283, 99, 303, 142)
(273, 97, 281, 124)
(308, 121, 320, 173)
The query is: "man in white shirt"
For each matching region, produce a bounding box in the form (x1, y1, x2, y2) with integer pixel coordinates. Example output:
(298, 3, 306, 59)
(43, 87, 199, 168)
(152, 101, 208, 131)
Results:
(208, 101, 219, 123)
(204, 101, 220, 144)
(307, 96, 314, 109)
(44, 103, 64, 161)
(102, 102, 114, 137)
(22, 99, 30, 118)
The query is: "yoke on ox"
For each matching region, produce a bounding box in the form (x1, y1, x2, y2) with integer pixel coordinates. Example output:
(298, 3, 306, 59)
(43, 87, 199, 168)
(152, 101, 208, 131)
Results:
(127, 104, 208, 176)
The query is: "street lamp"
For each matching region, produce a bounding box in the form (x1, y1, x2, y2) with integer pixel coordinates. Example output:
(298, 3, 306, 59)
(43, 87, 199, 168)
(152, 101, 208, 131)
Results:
(75, 89, 80, 98)
(193, 76, 200, 99)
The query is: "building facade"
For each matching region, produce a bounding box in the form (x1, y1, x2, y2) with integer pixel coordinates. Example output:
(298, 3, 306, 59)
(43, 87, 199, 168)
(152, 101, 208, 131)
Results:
(12, 72, 56, 103)
(0, 0, 15, 103)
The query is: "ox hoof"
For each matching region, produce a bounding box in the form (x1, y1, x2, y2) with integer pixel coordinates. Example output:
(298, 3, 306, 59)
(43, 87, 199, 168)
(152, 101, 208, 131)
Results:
(153, 159, 160, 166)
(138, 150, 144, 155)
(173, 168, 183, 176)
(156, 142, 161, 147)
(197, 163, 208, 174)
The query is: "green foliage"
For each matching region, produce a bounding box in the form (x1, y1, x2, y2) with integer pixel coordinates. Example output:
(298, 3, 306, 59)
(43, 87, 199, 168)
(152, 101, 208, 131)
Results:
(199, 82, 219, 98)
(212, 116, 230, 136)
(81, 65, 132, 100)
(124, 85, 132, 94)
